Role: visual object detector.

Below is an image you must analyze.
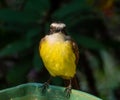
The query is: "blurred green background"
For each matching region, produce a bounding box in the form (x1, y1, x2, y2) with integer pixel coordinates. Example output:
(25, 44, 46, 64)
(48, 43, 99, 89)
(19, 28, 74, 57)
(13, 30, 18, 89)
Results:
(0, 0, 120, 100)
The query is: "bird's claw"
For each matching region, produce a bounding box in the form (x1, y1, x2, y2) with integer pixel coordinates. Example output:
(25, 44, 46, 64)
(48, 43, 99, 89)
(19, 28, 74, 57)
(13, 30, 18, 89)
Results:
(64, 85, 72, 98)
(40, 82, 49, 95)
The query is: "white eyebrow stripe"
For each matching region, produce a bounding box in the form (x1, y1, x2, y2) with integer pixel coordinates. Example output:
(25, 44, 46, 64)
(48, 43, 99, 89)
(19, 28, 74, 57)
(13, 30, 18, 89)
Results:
(50, 23, 66, 29)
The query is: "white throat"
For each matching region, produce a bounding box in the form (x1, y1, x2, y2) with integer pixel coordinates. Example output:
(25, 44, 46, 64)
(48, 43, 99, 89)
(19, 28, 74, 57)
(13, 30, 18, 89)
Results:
(46, 33, 65, 43)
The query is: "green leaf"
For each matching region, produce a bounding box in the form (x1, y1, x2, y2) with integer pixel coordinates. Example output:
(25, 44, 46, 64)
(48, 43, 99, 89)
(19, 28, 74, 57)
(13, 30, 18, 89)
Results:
(100, 50, 120, 89)
(0, 9, 38, 23)
(73, 35, 106, 50)
(95, 50, 120, 100)
(0, 39, 33, 57)
(6, 62, 31, 85)
(52, 77, 63, 86)
(24, 0, 49, 14)
(0, 24, 23, 32)
(53, 0, 91, 19)
(25, 28, 40, 39)
(33, 46, 43, 71)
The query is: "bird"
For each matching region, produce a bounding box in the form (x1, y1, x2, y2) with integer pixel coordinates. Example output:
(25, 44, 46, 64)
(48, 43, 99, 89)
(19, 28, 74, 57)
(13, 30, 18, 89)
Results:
(39, 22, 79, 97)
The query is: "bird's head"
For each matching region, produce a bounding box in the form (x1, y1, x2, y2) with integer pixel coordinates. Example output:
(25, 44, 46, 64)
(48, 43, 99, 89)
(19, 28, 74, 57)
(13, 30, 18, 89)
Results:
(49, 22, 67, 34)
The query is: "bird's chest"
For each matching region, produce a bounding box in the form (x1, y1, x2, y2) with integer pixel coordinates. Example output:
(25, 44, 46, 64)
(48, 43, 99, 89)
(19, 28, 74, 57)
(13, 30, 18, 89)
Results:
(40, 35, 73, 62)
(40, 33, 75, 66)
(39, 34, 76, 78)
(41, 40, 68, 60)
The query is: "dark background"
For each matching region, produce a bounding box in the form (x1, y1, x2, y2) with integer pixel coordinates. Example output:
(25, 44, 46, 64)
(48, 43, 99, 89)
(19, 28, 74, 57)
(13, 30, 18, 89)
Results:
(0, 0, 120, 100)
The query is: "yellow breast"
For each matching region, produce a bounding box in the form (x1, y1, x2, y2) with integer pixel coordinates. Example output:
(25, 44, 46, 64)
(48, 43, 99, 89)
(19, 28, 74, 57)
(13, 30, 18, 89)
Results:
(39, 33, 76, 79)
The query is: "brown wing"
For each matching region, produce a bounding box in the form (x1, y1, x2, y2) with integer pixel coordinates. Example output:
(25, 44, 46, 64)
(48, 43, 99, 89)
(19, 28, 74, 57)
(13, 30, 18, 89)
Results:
(71, 40, 79, 65)
(65, 36, 79, 65)
(64, 39, 80, 89)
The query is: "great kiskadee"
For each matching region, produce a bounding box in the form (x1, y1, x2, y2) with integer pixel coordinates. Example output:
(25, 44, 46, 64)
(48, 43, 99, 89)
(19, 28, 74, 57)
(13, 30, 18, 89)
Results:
(39, 22, 79, 97)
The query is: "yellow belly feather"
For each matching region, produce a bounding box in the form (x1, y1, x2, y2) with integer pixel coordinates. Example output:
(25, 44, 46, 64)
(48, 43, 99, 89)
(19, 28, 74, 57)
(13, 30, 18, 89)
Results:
(39, 34, 76, 79)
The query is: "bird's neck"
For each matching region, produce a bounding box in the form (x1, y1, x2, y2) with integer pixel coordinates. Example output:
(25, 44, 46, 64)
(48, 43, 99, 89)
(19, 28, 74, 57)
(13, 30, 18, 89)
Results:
(46, 32, 66, 43)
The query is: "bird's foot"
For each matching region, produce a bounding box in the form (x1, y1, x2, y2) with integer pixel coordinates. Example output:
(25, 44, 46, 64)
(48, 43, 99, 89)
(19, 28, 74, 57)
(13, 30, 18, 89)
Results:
(64, 85, 72, 98)
(40, 82, 49, 95)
